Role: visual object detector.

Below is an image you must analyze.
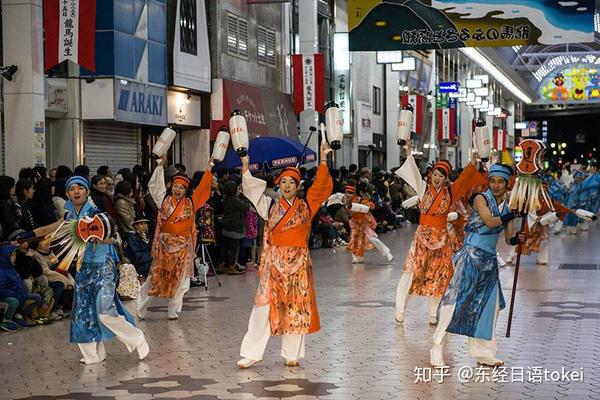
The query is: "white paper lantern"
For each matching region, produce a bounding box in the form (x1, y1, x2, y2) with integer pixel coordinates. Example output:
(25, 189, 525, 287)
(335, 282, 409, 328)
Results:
(229, 110, 249, 157)
(401, 195, 419, 209)
(396, 103, 413, 145)
(350, 203, 370, 213)
(212, 128, 230, 162)
(324, 103, 343, 150)
(152, 127, 176, 158)
(575, 209, 598, 221)
(474, 120, 491, 162)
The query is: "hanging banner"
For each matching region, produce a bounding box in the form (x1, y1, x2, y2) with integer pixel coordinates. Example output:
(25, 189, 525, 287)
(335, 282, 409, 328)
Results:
(494, 128, 507, 150)
(437, 94, 456, 142)
(348, 0, 594, 51)
(292, 54, 325, 114)
(401, 94, 425, 135)
(44, 0, 96, 72)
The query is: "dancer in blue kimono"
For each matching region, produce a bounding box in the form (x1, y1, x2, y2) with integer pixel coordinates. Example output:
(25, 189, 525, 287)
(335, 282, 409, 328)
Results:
(430, 164, 524, 367)
(64, 176, 149, 364)
(563, 170, 586, 234)
(578, 168, 600, 231)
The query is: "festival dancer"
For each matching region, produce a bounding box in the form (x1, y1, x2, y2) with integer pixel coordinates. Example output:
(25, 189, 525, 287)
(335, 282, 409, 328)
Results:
(237, 143, 332, 369)
(579, 167, 600, 231)
(563, 170, 586, 235)
(60, 176, 149, 364)
(137, 156, 213, 320)
(345, 182, 393, 263)
(430, 164, 524, 367)
(394, 142, 487, 325)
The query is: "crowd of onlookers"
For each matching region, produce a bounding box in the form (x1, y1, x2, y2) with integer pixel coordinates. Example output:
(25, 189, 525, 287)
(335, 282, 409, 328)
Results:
(0, 160, 422, 333)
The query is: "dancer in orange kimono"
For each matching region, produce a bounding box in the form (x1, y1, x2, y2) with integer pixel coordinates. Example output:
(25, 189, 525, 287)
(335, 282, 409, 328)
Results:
(345, 184, 393, 263)
(237, 143, 332, 369)
(137, 155, 213, 320)
(395, 141, 487, 325)
(505, 196, 571, 265)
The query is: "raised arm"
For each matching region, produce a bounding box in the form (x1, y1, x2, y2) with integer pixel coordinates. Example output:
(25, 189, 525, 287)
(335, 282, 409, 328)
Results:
(240, 156, 272, 220)
(192, 163, 214, 211)
(450, 162, 488, 203)
(148, 156, 167, 205)
(394, 141, 425, 199)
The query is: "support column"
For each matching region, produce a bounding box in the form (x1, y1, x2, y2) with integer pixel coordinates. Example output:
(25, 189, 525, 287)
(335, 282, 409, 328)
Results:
(385, 64, 400, 170)
(298, 0, 318, 166)
(2, 0, 45, 176)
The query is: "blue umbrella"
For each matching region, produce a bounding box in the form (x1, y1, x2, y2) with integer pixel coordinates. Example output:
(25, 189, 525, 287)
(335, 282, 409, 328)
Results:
(217, 136, 317, 171)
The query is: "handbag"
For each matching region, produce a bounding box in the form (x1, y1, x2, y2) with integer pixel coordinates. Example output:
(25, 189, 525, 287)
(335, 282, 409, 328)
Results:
(117, 263, 141, 300)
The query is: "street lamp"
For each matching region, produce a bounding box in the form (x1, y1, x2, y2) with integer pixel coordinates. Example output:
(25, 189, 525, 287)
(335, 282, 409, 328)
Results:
(561, 142, 567, 148)
(550, 143, 556, 148)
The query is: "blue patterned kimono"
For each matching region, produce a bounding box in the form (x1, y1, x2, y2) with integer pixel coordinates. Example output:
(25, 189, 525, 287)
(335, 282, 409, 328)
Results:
(563, 179, 584, 227)
(67, 200, 135, 343)
(441, 189, 509, 340)
(580, 173, 600, 215)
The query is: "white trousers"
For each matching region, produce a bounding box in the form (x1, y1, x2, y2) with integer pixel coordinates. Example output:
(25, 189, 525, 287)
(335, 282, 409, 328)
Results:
(537, 240, 549, 264)
(432, 293, 500, 358)
(77, 314, 146, 362)
(240, 305, 305, 361)
(395, 271, 441, 318)
(369, 236, 391, 258)
(137, 275, 190, 319)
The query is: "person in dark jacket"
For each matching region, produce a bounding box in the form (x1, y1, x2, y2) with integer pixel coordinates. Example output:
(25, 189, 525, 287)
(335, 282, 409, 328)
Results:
(30, 177, 58, 227)
(219, 180, 249, 275)
(0, 245, 41, 330)
(125, 216, 152, 277)
(15, 178, 36, 232)
(90, 175, 115, 218)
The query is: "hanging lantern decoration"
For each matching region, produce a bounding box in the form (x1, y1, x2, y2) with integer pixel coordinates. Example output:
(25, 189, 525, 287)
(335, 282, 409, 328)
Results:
(229, 110, 250, 157)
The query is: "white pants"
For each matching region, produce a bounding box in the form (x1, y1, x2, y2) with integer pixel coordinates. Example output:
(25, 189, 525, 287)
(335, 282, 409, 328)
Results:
(395, 271, 441, 318)
(240, 305, 305, 361)
(78, 314, 146, 362)
(537, 240, 549, 264)
(137, 275, 190, 319)
(369, 236, 391, 259)
(432, 293, 500, 358)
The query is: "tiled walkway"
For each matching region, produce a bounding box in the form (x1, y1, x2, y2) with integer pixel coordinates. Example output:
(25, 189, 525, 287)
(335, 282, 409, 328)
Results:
(2, 223, 599, 399)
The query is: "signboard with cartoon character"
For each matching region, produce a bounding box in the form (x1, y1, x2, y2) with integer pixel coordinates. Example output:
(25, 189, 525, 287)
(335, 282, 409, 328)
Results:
(348, 0, 594, 51)
(539, 64, 600, 103)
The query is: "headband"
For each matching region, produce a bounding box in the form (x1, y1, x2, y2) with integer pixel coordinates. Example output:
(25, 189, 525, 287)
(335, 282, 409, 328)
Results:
(274, 167, 301, 185)
(430, 160, 452, 177)
(489, 164, 512, 183)
(171, 175, 191, 188)
(344, 185, 356, 193)
(65, 175, 90, 191)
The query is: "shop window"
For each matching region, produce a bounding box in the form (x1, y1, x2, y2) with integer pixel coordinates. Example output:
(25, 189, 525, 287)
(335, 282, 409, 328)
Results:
(180, 0, 197, 55)
(227, 13, 248, 59)
(373, 86, 381, 115)
(258, 25, 277, 67)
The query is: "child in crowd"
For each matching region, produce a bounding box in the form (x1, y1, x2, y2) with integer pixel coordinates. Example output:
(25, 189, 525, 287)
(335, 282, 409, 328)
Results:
(125, 216, 153, 278)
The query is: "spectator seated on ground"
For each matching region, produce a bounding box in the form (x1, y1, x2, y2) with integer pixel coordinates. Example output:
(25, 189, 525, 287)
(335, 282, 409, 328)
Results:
(13, 246, 55, 325)
(0, 245, 41, 331)
(31, 237, 73, 319)
(124, 216, 153, 277)
(311, 206, 345, 249)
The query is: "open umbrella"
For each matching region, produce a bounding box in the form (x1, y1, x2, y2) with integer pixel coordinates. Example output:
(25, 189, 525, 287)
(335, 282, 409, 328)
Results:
(217, 136, 317, 171)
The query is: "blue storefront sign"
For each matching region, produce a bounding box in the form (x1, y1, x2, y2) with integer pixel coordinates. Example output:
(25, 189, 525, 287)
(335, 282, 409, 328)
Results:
(115, 79, 167, 126)
(439, 82, 460, 93)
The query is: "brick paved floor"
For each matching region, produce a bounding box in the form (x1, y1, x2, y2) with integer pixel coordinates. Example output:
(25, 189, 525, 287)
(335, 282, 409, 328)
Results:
(2, 223, 599, 399)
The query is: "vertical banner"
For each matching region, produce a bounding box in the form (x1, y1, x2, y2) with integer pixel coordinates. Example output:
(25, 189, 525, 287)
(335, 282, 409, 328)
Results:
(437, 93, 456, 142)
(494, 128, 506, 150)
(292, 53, 324, 114)
(44, 0, 96, 72)
(401, 95, 424, 135)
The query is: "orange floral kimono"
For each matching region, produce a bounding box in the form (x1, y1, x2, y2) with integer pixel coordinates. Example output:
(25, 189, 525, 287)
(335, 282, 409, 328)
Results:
(404, 163, 487, 297)
(148, 171, 212, 298)
(521, 196, 570, 255)
(252, 164, 332, 335)
(346, 195, 375, 257)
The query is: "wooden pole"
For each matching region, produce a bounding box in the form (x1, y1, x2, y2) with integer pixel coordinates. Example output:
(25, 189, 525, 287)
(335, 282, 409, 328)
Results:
(506, 215, 527, 338)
